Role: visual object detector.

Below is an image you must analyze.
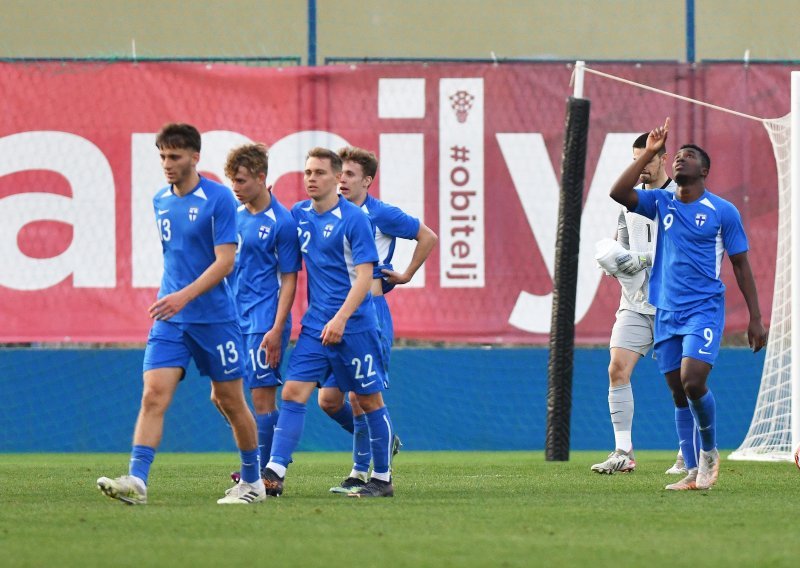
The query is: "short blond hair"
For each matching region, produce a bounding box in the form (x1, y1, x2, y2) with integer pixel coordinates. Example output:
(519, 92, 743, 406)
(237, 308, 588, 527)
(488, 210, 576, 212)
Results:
(225, 143, 269, 180)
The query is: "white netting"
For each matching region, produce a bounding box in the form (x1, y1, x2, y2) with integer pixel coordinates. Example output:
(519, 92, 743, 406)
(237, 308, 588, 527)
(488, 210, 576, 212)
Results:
(729, 114, 793, 461)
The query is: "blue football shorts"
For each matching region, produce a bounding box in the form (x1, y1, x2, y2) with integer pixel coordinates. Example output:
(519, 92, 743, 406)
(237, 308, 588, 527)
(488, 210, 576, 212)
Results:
(653, 299, 725, 374)
(288, 326, 388, 395)
(321, 297, 394, 389)
(242, 325, 290, 389)
(143, 319, 246, 382)
(373, 295, 394, 371)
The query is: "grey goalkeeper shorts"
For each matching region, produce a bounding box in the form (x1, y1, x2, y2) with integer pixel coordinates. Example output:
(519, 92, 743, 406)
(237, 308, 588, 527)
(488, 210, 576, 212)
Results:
(609, 309, 654, 356)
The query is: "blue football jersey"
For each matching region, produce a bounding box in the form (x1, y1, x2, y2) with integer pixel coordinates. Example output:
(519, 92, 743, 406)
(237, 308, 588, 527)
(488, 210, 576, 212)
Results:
(232, 194, 301, 334)
(633, 188, 749, 311)
(152, 176, 239, 323)
(361, 194, 420, 284)
(292, 195, 379, 334)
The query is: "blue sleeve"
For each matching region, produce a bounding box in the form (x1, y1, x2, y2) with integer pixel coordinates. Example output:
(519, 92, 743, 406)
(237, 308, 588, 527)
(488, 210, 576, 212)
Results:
(152, 196, 160, 232)
(632, 189, 658, 220)
(290, 202, 302, 221)
(213, 191, 238, 246)
(721, 202, 749, 256)
(373, 202, 420, 240)
(348, 210, 379, 266)
(276, 213, 301, 273)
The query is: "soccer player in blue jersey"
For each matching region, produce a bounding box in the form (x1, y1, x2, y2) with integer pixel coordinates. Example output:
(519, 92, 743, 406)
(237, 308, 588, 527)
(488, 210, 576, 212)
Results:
(97, 123, 265, 505)
(591, 133, 686, 476)
(319, 146, 438, 494)
(261, 147, 397, 498)
(610, 118, 767, 491)
(222, 143, 300, 483)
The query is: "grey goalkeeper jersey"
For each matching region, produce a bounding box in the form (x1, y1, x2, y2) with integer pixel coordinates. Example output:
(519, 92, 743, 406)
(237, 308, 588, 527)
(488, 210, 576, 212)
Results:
(616, 178, 677, 315)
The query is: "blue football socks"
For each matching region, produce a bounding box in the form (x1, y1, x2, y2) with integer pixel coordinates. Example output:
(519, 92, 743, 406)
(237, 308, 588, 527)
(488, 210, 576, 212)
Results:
(328, 400, 355, 434)
(268, 400, 306, 469)
(256, 410, 280, 470)
(239, 448, 260, 484)
(365, 406, 393, 478)
(674, 406, 698, 469)
(688, 390, 717, 452)
(352, 413, 371, 473)
(128, 445, 156, 485)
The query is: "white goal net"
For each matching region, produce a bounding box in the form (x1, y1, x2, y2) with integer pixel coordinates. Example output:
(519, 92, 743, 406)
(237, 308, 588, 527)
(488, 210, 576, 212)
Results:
(730, 72, 800, 461)
(728, 114, 794, 461)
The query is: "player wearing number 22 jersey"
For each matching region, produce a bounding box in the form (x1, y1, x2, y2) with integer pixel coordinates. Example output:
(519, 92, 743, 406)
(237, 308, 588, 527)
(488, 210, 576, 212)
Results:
(293, 198, 380, 335)
(262, 148, 396, 498)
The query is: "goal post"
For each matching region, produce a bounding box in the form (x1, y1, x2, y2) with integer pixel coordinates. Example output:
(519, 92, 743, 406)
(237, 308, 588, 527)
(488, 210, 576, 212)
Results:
(545, 62, 590, 461)
(791, 70, 799, 460)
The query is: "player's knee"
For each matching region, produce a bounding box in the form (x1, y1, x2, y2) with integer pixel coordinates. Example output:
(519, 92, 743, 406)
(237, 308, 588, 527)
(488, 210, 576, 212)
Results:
(608, 361, 631, 386)
(348, 391, 363, 413)
(140, 388, 171, 415)
(281, 381, 314, 404)
(671, 389, 689, 407)
(318, 396, 342, 415)
(355, 393, 384, 413)
(251, 388, 277, 414)
(682, 379, 706, 401)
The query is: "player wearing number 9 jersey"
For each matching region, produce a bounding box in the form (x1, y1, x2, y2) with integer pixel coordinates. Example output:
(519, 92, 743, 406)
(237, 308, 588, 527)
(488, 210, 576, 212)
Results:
(261, 147, 397, 498)
(611, 118, 767, 492)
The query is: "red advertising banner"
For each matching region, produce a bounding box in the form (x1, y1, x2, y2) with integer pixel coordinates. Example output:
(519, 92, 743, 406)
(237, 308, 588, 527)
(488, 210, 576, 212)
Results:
(0, 62, 794, 343)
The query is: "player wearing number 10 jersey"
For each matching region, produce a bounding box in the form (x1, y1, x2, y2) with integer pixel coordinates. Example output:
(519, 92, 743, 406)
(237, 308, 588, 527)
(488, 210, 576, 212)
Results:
(223, 143, 301, 480)
(610, 118, 767, 492)
(261, 147, 397, 498)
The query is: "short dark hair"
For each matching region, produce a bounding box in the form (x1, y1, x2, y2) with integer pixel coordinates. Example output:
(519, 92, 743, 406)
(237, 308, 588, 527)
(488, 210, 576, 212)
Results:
(679, 143, 711, 173)
(633, 132, 666, 156)
(338, 146, 378, 180)
(307, 147, 342, 172)
(155, 123, 201, 152)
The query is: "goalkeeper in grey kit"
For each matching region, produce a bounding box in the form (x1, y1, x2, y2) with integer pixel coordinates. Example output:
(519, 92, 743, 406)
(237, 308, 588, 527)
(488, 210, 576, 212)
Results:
(591, 132, 684, 475)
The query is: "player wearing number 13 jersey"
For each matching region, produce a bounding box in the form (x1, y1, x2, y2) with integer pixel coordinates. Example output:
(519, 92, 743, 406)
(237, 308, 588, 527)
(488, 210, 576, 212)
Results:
(97, 124, 265, 506)
(611, 118, 766, 492)
(261, 147, 397, 498)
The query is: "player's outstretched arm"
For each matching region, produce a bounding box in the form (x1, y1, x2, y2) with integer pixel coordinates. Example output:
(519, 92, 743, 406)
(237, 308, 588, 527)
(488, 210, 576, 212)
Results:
(729, 251, 768, 352)
(149, 243, 236, 320)
(381, 223, 438, 286)
(321, 263, 373, 346)
(610, 118, 670, 210)
(261, 272, 298, 368)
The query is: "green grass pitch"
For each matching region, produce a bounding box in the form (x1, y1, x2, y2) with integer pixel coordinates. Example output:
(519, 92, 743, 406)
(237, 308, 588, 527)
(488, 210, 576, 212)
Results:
(2, 451, 799, 567)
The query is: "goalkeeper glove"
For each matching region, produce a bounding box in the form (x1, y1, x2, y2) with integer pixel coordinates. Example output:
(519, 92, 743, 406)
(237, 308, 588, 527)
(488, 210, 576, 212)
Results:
(615, 251, 651, 275)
